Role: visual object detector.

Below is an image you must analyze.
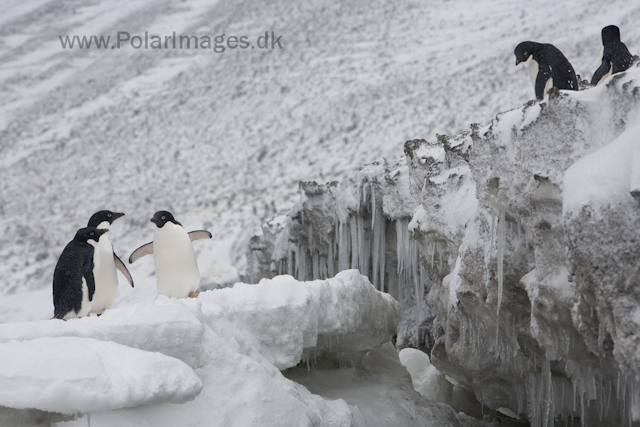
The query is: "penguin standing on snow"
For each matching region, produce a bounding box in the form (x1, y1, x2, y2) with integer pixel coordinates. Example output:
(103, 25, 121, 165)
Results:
(87, 210, 134, 315)
(129, 211, 212, 299)
(591, 25, 634, 86)
(514, 42, 579, 100)
(53, 227, 109, 320)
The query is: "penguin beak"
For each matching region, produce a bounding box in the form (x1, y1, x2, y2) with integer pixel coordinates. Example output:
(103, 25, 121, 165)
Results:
(516, 59, 521, 66)
(113, 212, 125, 221)
(98, 228, 109, 238)
(150, 218, 156, 224)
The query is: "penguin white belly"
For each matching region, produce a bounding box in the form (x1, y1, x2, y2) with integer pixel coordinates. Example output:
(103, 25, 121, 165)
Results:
(526, 56, 538, 88)
(91, 236, 119, 314)
(153, 223, 200, 298)
(526, 57, 553, 98)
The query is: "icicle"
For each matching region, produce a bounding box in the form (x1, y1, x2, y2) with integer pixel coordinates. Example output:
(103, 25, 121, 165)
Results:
(380, 228, 386, 292)
(542, 357, 553, 427)
(350, 216, 358, 269)
(328, 238, 335, 278)
(396, 221, 405, 275)
(496, 210, 506, 339)
(371, 188, 379, 289)
(312, 252, 319, 280)
(414, 248, 421, 346)
(338, 222, 349, 271)
(605, 379, 612, 418)
(371, 184, 376, 227)
(598, 320, 606, 354)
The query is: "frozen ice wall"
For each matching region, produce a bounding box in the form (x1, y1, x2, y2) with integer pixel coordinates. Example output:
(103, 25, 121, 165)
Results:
(410, 69, 640, 426)
(247, 158, 433, 351)
(252, 65, 640, 426)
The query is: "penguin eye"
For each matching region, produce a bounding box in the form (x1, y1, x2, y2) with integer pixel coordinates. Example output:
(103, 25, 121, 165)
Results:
(90, 232, 95, 236)
(107, 213, 112, 218)
(161, 216, 166, 220)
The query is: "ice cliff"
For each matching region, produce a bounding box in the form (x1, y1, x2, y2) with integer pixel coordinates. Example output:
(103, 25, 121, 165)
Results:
(249, 65, 640, 426)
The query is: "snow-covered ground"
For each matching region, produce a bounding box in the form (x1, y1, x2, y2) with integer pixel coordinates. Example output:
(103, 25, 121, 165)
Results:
(0, 271, 483, 426)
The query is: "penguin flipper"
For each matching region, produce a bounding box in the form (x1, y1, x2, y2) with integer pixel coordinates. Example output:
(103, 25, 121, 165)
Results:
(83, 261, 96, 302)
(591, 59, 611, 85)
(535, 64, 552, 100)
(189, 230, 213, 242)
(114, 253, 135, 287)
(129, 242, 154, 264)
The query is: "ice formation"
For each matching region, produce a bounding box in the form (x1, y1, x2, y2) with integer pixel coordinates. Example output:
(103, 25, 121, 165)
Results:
(0, 270, 482, 427)
(198, 269, 401, 369)
(414, 69, 640, 427)
(247, 160, 432, 351)
(250, 65, 640, 426)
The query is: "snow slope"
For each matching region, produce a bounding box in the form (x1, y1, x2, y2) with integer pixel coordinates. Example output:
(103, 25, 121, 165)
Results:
(2, 0, 640, 308)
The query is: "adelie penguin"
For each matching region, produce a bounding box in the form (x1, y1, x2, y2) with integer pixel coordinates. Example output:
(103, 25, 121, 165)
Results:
(53, 227, 109, 320)
(129, 211, 212, 299)
(514, 42, 579, 101)
(591, 25, 634, 86)
(87, 210, 134, 315)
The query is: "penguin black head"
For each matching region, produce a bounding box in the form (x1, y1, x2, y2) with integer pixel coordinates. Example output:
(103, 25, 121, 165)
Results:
(88, 210, 125, 228)
(74, 227, 108, 243)
(514, 41, 537, 65)
(150, 210, 181, 228)
(601, 25, 621, 45)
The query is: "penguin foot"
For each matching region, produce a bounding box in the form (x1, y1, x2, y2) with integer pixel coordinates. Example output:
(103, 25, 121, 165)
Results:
(188, 292, 199, 298)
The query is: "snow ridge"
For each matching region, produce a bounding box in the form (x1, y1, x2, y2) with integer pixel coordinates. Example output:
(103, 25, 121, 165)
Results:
(0, 270, 409, 426)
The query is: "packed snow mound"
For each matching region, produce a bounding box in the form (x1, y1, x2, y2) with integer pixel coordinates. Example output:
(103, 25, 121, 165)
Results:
(2, 271, 469, 427)
(200, 270, 400, 369)
(0, 271, 399, 372)
(0, 299, 206, 368)
(399, 348, 453, 404)
(563, 119, 640, 214)
(0, 337, 202, 414)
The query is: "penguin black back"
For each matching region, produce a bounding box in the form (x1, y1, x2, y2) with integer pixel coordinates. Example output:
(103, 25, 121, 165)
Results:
(515, 41, 579, 100)
(591, 25, 634, 85)
(52, 227, 108, 319)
